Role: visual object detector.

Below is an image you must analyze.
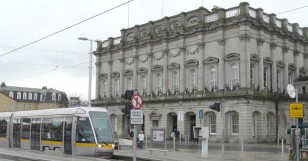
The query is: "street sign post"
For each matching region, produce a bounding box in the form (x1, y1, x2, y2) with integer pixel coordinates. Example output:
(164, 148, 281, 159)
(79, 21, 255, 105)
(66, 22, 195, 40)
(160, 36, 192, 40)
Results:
(131, 94, 143, 109)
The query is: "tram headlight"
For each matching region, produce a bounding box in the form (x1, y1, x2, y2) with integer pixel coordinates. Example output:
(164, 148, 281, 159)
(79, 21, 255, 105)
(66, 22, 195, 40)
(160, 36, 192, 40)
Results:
(98, 144, 102, 148)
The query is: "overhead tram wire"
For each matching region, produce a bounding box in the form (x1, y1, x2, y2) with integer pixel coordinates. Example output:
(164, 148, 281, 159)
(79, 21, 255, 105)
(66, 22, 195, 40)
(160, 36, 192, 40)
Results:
(6, 61, 89, 83)
(0, 0, 134, 58)
(276, 6, 308, 15)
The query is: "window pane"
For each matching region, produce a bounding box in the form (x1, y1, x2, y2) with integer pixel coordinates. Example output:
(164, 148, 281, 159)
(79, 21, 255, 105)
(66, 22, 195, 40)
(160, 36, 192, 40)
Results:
(21, 118, 31, 139)
(89, 112, 114, 143)
(0, 119, 8, 137)
(76, 117, 95, 143)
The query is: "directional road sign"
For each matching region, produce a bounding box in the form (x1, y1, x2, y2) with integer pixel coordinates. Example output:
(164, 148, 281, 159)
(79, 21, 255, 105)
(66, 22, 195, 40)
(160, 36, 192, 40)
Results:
(131, 94, 143, 109)
(130, 110, 143, 124)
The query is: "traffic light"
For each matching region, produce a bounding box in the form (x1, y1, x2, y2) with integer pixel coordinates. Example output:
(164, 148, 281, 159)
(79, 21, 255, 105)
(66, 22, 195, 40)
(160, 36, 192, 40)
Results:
(209, 102, 221, 112)
(121, 90, 134, 100)
(121, 105, 133, 115)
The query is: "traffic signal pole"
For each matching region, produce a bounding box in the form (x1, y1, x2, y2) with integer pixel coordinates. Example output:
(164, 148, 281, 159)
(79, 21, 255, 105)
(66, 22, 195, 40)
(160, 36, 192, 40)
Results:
(221, 98, 225, 161)
(295, 89, 299, 161)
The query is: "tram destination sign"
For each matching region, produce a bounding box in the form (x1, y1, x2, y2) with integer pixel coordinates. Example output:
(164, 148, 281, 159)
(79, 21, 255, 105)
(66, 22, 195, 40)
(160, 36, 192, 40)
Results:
(130, 110, 143, 124)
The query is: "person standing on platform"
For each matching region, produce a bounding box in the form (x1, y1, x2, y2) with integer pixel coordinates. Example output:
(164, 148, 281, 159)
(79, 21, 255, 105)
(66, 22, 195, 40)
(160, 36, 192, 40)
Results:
(175, 129, 180, 142)
(138, 131, 145, 149)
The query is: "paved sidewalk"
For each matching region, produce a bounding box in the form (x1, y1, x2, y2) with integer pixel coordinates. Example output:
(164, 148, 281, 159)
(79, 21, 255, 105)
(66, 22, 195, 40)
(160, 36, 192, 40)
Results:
(115, 142, 290, 161)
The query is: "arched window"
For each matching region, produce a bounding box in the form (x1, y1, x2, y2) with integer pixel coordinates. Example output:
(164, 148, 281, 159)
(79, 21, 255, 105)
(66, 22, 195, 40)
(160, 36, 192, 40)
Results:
(102, 80, 107, 96)
(58, 94, 61, 101)
(141, 75, 147, 92)
(9, 91, 13, 98)
(34, 93, 38, 100)
(156, 73, 162, 93)
(40, 94, 43, 102)
(114, 79, 119, 96)
(264, 67, 268, 88)
(127, 77, 133, 90)
(190, 69, 197, 91)
(28, 93, 32, 100)
(277, 70, 282, 92)
(209, 114, 216, 134)
(17, 92, 21, 99)
(172, 71, 178, 92)
(230, 64, 239, 88)
(23, 92, 27, 100)
(288, 71, 294, 84)
(209, 67, 217, 89)
(231, 113, 239, 134)
(52, 93, 56, 101)
(250, 64, 255, 88)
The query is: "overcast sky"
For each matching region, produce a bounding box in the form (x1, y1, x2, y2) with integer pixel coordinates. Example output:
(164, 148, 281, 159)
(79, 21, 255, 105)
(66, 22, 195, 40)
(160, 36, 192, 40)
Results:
(0, 0, 307, 101)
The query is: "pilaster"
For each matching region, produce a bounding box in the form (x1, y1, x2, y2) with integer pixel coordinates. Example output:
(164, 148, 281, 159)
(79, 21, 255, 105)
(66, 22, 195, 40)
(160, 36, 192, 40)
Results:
(180, 47, 186, 93)
(239, 32, 251, 89)
(217, 38, 226, 90)
(197, 42, 205, 91)
(107, 60, 113, 97)
(147, 52, 154, 95)
(163, 49, 169, 94)
(270, 40, 277, 92)
(257, 32, 265, 90)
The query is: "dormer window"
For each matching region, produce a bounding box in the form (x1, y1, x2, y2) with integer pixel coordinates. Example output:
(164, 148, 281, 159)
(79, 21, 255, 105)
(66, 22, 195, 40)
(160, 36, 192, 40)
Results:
(34, 93, 38, 100)
(23, 92, 27, 100)
(17, 92, 21, 99)
(28, 93, 32, 100)
(52, 93, 56, 101)
(9, 91, 14, 98)
(58, 94, 61, 101)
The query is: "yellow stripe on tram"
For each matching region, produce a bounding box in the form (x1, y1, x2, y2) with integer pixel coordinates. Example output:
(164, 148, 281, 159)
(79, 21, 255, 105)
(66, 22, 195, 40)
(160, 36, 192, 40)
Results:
(0, 137, 7, 141)
(41, 140, 63, 145)
(75, 143, 97, 147)
(21, 139, 30, 143)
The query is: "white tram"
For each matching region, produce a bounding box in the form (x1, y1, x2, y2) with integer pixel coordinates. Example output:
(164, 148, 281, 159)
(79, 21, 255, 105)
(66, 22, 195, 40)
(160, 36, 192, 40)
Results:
(0, 107, 115, 158)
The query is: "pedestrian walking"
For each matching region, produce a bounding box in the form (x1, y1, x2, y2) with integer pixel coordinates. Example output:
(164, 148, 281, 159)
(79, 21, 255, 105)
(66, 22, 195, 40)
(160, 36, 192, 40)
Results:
(138, 131, 145, 149)
(175, 129, 180, 142)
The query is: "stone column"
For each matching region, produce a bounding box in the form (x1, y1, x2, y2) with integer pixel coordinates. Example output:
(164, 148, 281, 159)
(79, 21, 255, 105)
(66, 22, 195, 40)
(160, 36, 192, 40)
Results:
(95, 61, 102, 99)
(163, 49, 169, 94)
(217, 38, 226, 90)
(179, 47, 186, 92)
(294, 49, 300, 78)
(239, 32, 251, 89)
(133, 48, 139, 90)
(120, 57, 125, 93)
(270, 42, 278, 92)
(197, 42, 205, 91)
(282, 45, 290, 88)
(257, 32, 264, 90)
(147, 52, 153, 95)
(107, 60, 113, 97)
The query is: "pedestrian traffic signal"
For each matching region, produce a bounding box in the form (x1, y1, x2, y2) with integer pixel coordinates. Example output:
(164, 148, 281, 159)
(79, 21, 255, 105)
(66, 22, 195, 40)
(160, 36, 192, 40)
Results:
(209, 102, 221, 112)
(121, 105, 133, 115)
(121, 90, 134, 100)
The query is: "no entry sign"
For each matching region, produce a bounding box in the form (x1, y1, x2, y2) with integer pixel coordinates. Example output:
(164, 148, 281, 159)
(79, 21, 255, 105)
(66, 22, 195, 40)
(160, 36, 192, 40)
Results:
(131, 94, 143, 109)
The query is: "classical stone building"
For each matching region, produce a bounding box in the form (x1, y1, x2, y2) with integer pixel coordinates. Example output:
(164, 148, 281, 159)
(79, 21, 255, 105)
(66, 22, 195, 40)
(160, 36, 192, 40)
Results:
(92, 2, 308, 143)
(0, 82, 69, 111)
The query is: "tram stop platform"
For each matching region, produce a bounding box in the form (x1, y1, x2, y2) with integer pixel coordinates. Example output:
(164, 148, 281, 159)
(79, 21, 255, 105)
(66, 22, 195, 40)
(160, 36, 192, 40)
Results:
(0, 147, 108, 161)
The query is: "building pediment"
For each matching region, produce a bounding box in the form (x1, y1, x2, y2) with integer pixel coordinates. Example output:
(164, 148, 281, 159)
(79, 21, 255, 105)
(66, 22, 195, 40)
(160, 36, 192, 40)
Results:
(184, 59, 199, 67)
(99, 73, 108, 79)
(137, 67, 148, 74)
(152, 65, 163, 72)
(124, 69, 134, 76)
(111, 72, 120, 78)
(289, 63, 296, 70)
(203, 57, 219, 64)
(250, 54, 260, 62)
(276, 60, 285, 68)
(263, 57, 272, 64)
(224, 53, 240, 61)
(168, 63, 180, 70)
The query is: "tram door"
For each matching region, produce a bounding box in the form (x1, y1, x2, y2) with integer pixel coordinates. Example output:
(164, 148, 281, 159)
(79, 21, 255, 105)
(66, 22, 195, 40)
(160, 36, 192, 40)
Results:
(31, 118, 41, 150)
(12, 119, 21, 148)
(64, 117, 72, 154)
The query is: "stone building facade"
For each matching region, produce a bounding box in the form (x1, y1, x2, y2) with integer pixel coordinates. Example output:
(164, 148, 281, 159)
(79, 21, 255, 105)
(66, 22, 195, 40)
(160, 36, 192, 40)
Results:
(93, 2, 308, 143)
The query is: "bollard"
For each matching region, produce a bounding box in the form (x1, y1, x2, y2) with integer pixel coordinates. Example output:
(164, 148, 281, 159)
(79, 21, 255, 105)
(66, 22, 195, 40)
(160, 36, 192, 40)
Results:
(173, 135, 176, 152)
(282, 139, 284, 156)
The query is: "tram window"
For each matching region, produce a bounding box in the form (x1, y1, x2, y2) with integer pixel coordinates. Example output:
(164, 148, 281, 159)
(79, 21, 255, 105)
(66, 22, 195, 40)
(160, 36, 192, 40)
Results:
(52, 118, 63, 141)
(76, 117, 95, 143)
(21, 118, 31, 139)
(0, 119, 8, 137)
(89, 112, 113, 143)
(41, 118, 52, 140)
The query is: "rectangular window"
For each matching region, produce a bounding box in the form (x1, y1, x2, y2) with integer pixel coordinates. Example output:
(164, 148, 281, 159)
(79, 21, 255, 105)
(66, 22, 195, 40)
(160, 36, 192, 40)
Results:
(76, 117, 95, 143)
(231, 115, 239, 134)
(302, 86, 306, 94)
(152, 120, 159, 127)
(210, 115, 216, 134)
(0, 119, 8, 137)
(21, 118, 31, 139)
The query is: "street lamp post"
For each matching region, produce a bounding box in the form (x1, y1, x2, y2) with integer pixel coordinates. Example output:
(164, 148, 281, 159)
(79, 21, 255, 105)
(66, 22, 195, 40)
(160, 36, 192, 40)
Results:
(78, 37, 100, 107)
